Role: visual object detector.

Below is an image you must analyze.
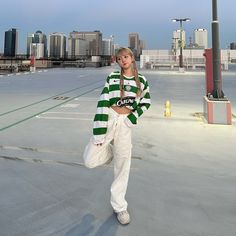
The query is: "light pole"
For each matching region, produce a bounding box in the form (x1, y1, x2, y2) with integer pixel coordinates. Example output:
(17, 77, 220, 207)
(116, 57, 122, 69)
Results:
(172, 37, 179, 61)
(211, 0, 224, 98)
(172, 18, 190, 72)
(202, 0, 231, 125)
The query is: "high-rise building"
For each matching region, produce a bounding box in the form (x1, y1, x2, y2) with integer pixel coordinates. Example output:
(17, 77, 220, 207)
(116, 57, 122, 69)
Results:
(4, 28, 18, 57)
(194, 28, 208, 49)
(172, 29, 186, 50)
(27, 30, 47, 58)
(102, 37, 114, 56)
(48, 32, 66, 59)
(76, 31, 102, 56)
(68, 31, 88, 58)
(139, 40, 146, 54)
(113, 43, 120, 55)
(30, 43, 44, 59)
(128, 33, 140, 57)
(230, 43, 236, 50)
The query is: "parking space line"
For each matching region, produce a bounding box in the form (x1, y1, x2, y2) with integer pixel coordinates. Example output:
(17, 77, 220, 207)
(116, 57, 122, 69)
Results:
(0, 84, 102, 132)
(43, 112, 94, 115)
(36, 116, 92, 121)
(0, 78, 103, 117)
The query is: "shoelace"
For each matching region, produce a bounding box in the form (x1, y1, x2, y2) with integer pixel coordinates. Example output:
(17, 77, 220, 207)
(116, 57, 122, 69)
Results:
(118, 211, 129, 217)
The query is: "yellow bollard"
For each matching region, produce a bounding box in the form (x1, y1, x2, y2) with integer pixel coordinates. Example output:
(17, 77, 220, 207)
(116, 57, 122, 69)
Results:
(164, 100, 171, 117)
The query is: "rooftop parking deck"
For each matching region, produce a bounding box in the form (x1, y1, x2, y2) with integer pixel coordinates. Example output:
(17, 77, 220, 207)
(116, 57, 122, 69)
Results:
(0, 67, 236, 236)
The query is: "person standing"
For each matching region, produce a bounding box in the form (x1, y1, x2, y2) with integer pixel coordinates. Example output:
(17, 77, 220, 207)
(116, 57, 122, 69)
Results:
(83, 47, 151, 225)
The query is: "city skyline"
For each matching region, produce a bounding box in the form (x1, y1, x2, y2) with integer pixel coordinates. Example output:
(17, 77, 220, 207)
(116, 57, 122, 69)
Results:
(1, 0, 236, 53)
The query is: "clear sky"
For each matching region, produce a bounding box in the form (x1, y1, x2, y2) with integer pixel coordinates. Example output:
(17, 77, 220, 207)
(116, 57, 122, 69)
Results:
(0, 0, 236, 53)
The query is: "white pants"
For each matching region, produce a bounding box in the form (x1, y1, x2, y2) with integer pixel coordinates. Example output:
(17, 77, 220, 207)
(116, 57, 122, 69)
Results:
(83, 108, 132, 212)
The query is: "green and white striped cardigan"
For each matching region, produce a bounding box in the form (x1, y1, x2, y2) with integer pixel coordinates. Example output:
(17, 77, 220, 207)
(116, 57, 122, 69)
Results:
(93, 71, 151, 144)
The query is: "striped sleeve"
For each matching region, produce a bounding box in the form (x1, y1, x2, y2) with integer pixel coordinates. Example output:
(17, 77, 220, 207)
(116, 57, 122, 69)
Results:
(125, 77, 151, 127)
(93, 76, 110, 144)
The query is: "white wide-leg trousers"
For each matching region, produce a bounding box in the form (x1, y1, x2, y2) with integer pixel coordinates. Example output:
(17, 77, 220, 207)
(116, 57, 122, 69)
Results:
(83, 108, 132, 212)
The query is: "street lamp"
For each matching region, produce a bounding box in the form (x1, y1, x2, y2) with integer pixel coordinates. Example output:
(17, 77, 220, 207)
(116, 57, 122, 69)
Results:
(172, 37, 179, 61)
(172, 18, 191, 72)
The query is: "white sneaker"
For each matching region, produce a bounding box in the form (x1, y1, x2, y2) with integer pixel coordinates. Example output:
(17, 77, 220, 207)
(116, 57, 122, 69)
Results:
(116, 210, 131, 225)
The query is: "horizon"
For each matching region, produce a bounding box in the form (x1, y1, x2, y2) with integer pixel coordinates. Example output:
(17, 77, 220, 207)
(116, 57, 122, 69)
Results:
(0, 0, 236, 53)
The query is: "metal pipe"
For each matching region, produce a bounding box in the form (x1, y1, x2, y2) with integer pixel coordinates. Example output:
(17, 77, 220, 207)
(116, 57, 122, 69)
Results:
(179, 20, 183, 68)
(172, 18, 190, 70)
(211, 0, 224, 98)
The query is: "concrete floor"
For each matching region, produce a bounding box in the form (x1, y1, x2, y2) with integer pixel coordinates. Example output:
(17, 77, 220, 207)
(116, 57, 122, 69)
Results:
(0, 67, 236, 236)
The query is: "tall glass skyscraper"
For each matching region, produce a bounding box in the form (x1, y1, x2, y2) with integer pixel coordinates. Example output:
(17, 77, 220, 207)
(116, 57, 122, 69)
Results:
(4, 28, 18, 57)
(27, 30, 47, 58)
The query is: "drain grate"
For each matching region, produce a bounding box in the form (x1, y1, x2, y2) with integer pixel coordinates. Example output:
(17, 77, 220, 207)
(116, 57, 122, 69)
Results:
(53, 96, 70, 100)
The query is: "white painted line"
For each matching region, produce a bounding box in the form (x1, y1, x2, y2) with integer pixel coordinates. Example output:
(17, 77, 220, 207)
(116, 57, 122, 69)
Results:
(36, 116, 92, 121)
(0, 145, 23, 151)
(74, 97, 97, 101)
(43, 112, 94, 115)
(60, 104, 79, 108)
(78, 74, 90, 78)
